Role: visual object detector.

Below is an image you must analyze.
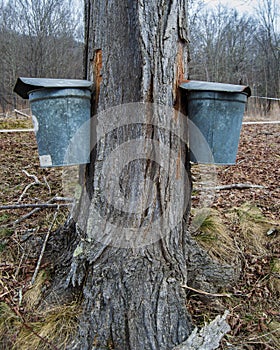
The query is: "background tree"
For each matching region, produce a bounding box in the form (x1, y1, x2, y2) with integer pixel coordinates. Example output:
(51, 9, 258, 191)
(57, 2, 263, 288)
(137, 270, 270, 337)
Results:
(188, 0, 279, 104)
(189, 4, 257, 84)
(0, 0, 83, 112)
(253, 0, 280, 111)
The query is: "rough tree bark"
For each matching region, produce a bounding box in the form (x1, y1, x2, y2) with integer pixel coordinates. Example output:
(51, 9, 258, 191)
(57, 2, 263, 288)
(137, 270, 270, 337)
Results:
(46, 1, 237, 349)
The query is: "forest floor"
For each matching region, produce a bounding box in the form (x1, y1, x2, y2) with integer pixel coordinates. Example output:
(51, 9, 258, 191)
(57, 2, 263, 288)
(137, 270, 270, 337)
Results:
(189, 119, 280, 349)
(0, 115, 279, 349)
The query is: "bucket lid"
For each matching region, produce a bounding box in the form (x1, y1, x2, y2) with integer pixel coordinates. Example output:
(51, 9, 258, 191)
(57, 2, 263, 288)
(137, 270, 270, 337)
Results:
(180, 80, 251, 97)
(14, 77, 93, 99)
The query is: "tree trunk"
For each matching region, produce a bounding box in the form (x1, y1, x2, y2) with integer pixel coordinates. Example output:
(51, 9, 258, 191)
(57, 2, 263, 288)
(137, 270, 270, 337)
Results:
(46, 1, 236, 349)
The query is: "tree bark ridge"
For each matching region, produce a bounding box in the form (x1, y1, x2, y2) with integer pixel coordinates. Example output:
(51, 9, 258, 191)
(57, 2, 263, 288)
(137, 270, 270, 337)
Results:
(44, 1, 237, 349)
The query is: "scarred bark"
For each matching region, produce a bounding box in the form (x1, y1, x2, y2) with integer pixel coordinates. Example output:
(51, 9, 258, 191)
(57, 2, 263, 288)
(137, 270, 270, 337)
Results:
(45, 1, 237, 349)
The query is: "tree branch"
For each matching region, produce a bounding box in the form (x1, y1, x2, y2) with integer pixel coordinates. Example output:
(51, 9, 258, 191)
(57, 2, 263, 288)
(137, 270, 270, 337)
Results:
(14, 109, 32, 118)
(0, 203, 72, 210)
(197, 183, 265, 191)
(31, 208, 59, 285)
(181, 285, 232, 298)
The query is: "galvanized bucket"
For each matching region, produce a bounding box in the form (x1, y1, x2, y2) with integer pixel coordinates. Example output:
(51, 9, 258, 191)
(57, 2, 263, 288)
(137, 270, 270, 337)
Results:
(14, 78, 92, 167)
(180, 81, 251, 165)
(29, 88, 91, 167)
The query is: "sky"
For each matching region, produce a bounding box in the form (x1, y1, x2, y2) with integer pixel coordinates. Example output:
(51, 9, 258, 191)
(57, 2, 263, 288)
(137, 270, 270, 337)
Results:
(204, 0, 260, 13)
(204, 0, 279, 31)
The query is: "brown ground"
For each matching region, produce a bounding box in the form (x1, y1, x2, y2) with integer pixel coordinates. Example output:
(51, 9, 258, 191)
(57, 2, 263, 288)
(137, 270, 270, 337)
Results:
(0, 117, 279, 349)
(189, 122, 279, 349)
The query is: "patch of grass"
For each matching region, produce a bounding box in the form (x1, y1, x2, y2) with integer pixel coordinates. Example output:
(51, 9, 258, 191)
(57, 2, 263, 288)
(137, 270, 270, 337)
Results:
(24, 271, 47, 311)
(14, 303, 81, 350)
(0, 226, 14, 253)
(0, 117, 32, 129)
(191, 208, 236, 263)
(0, 242, 7, 252)
(0, 301, 80, 350)
(0, 303, 22, 349)
(226, 202, 276, 255)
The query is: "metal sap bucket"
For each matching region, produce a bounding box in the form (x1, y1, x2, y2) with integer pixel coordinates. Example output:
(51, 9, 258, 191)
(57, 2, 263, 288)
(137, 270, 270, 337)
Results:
(180, 80, 251, 165)
(14, 77, 92, 167)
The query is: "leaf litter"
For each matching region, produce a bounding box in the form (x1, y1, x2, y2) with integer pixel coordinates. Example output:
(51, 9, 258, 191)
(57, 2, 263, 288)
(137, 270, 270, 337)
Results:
(0, 118, 279, 349)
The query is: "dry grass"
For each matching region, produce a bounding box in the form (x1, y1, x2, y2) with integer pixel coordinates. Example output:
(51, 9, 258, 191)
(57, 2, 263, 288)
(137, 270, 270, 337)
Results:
(226, 202, 278, 255)
(14, 303, 80, 350)
(24, 271, 47, 311)
(0, 302, 81, 350)
(191, 208, 236, 264)
(0, 116, 33, 129)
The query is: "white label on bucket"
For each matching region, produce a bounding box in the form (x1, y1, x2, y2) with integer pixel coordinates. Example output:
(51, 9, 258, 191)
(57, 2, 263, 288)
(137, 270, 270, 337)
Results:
(32, 115, 39, 133)
(39, 155, 52, 167)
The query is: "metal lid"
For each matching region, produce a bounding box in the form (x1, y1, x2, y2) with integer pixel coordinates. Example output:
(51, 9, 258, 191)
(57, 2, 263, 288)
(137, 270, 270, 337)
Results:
(180, 80, 251, 97)
(14, 77, 93, 99)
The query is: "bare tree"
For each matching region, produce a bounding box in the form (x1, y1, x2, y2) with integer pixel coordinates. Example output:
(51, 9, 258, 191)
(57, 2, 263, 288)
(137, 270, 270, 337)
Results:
(253, 0, 280, 111)
(187, 0, 279, 119)
(188, 4, 256, 84)
(0, 0, 83, 111)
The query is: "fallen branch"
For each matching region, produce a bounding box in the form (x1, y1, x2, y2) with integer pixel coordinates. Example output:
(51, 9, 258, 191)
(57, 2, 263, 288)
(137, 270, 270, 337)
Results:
(181, 285, 232, 298)
(198, 183, 264, 191)
(43, 175, 51, 193)
(14, 109, 32, 118)
(31, 208, 59, 285)
(13, 197, 74, 224)
(18, 170, 43, 202)
(172, 311, 230, 350)
(0, 128, 34, 133)
(0, 203, 71, 210)
(14, 207, 43, 224)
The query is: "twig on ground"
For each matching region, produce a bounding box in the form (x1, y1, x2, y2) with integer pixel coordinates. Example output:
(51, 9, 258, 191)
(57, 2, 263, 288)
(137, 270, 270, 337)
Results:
(31, 208, 60, 285)
(22, 170, 41, 184)
(0, 291, 11, 299)
(14, 207, 42, 225)
(18, 170, 42, 202)
(14, 109, 31, 118)
(43, 175, 51, 193)
(12, 197, 74, 224)
(246, 342, 275, 349)
(248, 328, 280, 341)
(181, 285, 232, 298)
(1, 203, 71, 210)
(198, 183, 265, 191)
(52, 196, 74, 202)
(14, 250, 25, 279)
